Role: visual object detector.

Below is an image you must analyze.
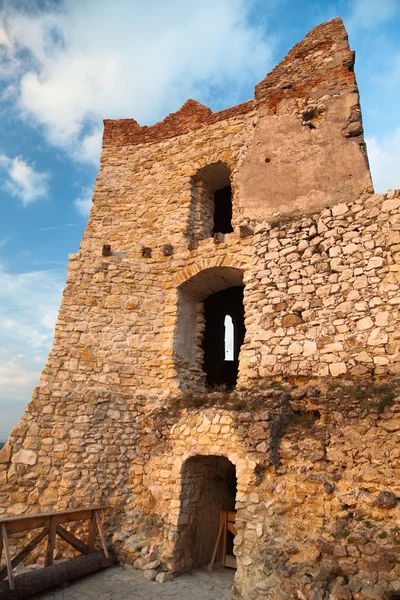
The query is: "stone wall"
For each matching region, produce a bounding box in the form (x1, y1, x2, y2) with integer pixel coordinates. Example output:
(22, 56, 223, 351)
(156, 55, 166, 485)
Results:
(0, 16, 399, 600)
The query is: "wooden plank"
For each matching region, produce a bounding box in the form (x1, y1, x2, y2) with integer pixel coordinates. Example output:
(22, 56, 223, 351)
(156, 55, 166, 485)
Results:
(56, 525, 90, 555)
(1, 524, 15, 590)
(0, 528, 49, 582)
(208, 517, 224, 571)
(44, 517, 57, 568)
(88, 512, 97, 553)
(222, 511, 228, 567)
(0, 507, 108, 535)
(0, 506, 107, 524)
(227, 522, 237, 536)
(94, 511, 109, 558)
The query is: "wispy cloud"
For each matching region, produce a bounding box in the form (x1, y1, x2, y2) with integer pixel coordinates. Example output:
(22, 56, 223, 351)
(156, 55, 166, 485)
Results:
(0, 0, 274, 164)
(0, 261, 64, 438)
(347, 0, 398, 31)
(74, 186, 93, 217)
(27, 223, 76, 233)
(0, 152, 49, 205)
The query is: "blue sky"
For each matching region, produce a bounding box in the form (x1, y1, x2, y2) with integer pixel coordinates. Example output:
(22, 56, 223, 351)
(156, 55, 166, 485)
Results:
(0, 0, 400, 440)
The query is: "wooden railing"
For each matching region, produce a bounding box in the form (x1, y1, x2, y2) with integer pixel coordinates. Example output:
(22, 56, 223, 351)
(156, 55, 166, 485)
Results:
(0, 506, 109, 592)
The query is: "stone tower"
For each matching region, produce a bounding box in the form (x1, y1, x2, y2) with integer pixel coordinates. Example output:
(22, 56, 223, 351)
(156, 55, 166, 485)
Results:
(1, 17, 400, 600)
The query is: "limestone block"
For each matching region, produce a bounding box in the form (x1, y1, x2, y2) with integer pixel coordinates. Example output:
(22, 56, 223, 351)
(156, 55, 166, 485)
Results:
(382, 198, 400, 212)
(282, 314, 302, 328)
(356, 317, 374, 331)
(303, 341, 317, 356)
(0, 444, 11, 464)
(355, 351, 372, 363)
(11, 449, 37, 466)
(332, 203, 348, 216)
(143, 559, 161, 570)
(288, 342, 302, 355)
(367, 328, 388, 346)
(375, 311, 389, 327)
(143, 569, 158, 581)
(365, 257, 384, 270)
(104, 295, 121, 308)
(156, 572, 173, 583)
(329, 362, 347, 376)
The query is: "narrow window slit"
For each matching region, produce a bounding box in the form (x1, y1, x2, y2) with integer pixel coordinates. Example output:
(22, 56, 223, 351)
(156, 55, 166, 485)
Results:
(224, 315, 234, 361)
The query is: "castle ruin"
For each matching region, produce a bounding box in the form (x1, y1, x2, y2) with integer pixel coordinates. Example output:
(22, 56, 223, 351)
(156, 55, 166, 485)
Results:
(1, 17, 399, 600)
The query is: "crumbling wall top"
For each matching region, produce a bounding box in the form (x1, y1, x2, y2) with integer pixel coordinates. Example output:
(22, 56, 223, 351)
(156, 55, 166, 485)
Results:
(255, 17, 355, 107)
(102, 17, 356, 149)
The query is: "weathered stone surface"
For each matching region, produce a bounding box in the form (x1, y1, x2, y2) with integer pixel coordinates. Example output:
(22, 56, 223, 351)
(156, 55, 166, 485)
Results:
(0, 16, 399, 600)
(143, 569, 158, 581)
(11, 449, 37, 466)
(374, 491, 397, 509)
(156, 572, 174, 583)
(282, 314, 302, 328)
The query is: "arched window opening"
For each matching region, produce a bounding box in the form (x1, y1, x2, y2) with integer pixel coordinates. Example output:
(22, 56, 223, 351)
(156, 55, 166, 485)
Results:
(203, 286, 245, 389)
(188, 162, 233, 242)
(175, 266, 245, 391)
(224, 315, 234, 361)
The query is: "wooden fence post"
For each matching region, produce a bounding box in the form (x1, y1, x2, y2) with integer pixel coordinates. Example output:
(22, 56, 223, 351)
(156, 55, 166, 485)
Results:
(44, 516, 57, 567)
(1, 524, 15, 590)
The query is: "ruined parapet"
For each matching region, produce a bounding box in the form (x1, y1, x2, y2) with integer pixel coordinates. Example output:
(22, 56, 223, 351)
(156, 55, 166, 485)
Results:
(0, 17, 399, 600)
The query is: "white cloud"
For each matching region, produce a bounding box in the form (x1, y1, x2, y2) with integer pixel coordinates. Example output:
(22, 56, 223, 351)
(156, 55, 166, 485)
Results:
(0, 0, 274, 164)
(0, 152, 49, 205)
(74, 186, 93, 217)
(366, 128, 400, 193)
(347, 0, 398, 30)
(0, 261, 64, 439)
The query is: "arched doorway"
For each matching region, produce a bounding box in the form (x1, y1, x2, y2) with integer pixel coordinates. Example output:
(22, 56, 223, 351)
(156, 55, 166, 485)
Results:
(176, 455, 237, 571)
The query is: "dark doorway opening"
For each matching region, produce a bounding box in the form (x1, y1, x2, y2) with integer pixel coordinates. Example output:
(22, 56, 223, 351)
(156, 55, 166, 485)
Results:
(177, 455, 237, 571)
(213, 186, 233, 235)
(202, 286, 245, 388)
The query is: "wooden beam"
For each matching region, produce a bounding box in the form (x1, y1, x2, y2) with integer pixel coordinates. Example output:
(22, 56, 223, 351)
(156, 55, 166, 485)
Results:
(208, 518, 224, 571)
(56, 525, 90, 555)
(0, 527, 49, 582)
(0, 506, 108, 535)
(44, 517, 57, 568)
(94, 510, 109, 558)
(0, 551, 116, 599)
(1, 524, 15, 590)
(88, 512, 97, 553)
(222, 511, 228, 567)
